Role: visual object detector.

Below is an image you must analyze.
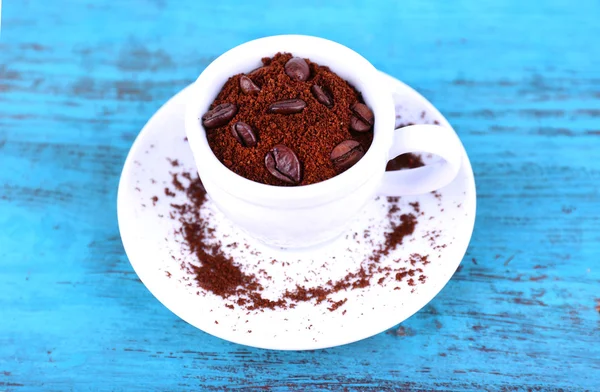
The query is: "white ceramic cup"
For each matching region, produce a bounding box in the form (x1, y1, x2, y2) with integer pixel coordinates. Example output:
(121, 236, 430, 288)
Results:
(185, 35, 462, 249)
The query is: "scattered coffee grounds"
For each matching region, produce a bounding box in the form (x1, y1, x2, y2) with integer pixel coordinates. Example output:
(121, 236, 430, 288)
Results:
(166, 158, 180, 167)
(203, 52, 373, 186)
(386, 124, 424, 171)
(164, 188, 176, 197)
(165, 168, 430, 312)
(386, 153, 425, 171)
(170, 177, 262, 301)
(372, 213, 418, 262)
(385, 119, 446, 171)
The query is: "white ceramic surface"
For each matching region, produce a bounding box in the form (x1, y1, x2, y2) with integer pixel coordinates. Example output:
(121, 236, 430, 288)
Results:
(117, 72, 476, 350)
(185, 35, 463, 248)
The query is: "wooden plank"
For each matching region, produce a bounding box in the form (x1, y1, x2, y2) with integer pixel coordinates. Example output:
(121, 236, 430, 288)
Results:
(1, 0, 599, 390)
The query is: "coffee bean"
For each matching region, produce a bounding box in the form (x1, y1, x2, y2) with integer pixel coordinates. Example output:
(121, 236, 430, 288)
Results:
(230, 121, 257, 147)
(239, 76, 260, 94)
(351, 103, 374, 125)
(268, 99, 307, 114)
(202, 103, 238, 129)
(284, 57, 310, 81)
(349, 102, 374, 132)
(311, 85, 333, 108)
(264, 144, 302, 184)
(350, 116, 371, 132)
(249, 66, 269, 76)
(330, 140, 365, 172)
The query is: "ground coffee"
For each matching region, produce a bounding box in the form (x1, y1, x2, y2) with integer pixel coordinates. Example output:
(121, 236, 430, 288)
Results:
(386, 153, 424, 171)
(202, 53, 374, 186)
(165, 169, 428, 312)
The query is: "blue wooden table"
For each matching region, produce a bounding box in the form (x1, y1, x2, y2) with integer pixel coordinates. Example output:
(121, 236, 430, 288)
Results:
(1, 0, 599, 390)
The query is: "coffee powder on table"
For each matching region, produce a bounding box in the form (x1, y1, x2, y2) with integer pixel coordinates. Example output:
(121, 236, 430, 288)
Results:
(203, 53, 373, 186)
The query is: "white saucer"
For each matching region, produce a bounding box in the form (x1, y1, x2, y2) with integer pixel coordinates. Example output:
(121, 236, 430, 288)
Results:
(117, 72, 476, 350)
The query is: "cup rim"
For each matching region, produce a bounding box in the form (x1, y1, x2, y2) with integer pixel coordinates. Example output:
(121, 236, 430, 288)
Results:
(185, 34, 395, 203)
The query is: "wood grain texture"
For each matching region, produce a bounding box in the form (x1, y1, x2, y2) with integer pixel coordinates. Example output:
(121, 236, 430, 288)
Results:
(1, 0, 599, 390)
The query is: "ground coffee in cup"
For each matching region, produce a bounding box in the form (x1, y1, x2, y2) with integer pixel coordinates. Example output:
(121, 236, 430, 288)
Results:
(202, 52, 374, 186)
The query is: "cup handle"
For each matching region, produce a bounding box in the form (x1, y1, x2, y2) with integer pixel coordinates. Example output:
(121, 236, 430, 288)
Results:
(377, 124, 463, 196)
